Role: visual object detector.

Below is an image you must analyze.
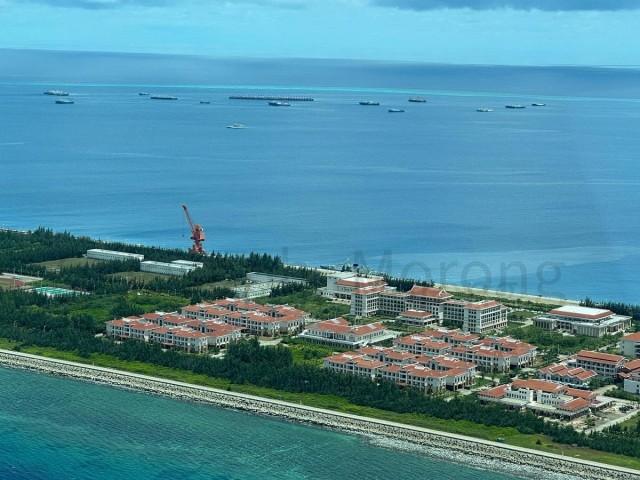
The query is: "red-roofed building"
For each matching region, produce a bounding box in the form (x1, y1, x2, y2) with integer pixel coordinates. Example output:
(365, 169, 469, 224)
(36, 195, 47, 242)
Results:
(576, 350, 626, 378)
(538, 363, 597, 388)
(180, 299, 308, 336)
(442, 299, 508, 334)
(396, 310, 438, 327)
(479, 379, 597, 418)
(534, 305, 632, 337)
(622, 332, 640, 359)
(300, 317, 390, 347)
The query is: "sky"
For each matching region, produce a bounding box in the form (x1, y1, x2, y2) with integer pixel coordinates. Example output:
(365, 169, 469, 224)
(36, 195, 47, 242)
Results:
(0, 0, 639, 65)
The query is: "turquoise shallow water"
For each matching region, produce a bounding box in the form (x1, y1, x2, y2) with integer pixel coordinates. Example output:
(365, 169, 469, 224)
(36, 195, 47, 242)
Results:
(0, 367, 525, 480)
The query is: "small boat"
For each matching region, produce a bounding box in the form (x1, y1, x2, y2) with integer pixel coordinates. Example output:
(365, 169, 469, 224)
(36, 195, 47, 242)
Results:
(408, 97, 427, 103)
(268, 101, 290, 107)
(150, 95, 178, 100)
(44, 90, 69, 97)
(505, 104, 526, 109)
(359, 101, 380, 106)
(476, 108, 494, 112)
(55, 99, 74, 105)
(226, 123, 247, 129)
(138, 92, 150, 96)
(200, 101, 211, 104)
(531, 103, 546, 107)
(388, 108, 405, 113)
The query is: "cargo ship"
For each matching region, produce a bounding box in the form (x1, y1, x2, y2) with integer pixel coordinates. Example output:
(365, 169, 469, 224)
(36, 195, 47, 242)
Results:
(150, 95, 178, 100)
(230, 95, 314, 102)
(44, 90, 69, 97)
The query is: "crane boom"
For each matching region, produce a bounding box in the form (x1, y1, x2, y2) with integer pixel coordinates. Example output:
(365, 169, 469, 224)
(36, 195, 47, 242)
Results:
(181, 204, 206, 255)
(182, 204, 195, 230)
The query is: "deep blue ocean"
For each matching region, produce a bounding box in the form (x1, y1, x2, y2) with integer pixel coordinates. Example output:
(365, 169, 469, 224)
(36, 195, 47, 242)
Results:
(0, 367, 531, 480)
(0, 49, 639, 302)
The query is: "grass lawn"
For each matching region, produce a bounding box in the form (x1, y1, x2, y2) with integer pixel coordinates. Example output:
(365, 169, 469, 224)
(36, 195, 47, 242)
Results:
(36, 257, 102, 271)
(283, 338, 346, 367)
(1, 339, 640, 471)
(256, 289, 350, 320)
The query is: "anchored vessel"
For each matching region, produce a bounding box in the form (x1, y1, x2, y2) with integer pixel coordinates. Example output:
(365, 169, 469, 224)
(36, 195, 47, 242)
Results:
(359, 101, 380, 106)
(505, 104, 526, 109)
(138, 92, 150, 96)
(476, 108, 494, 112)
(200, 101, 211, 104)
(150, 95, 178, 101)
(226, 123, 247, 129)
(388, 108, 405, 113)
(55, 99, 74, 105)
(408, 97, 427, 103)
(44, 90, 69, 97)
(268, 101, 290, 107)
(531, 103, 546, 107)
(230, 95, 314, 102)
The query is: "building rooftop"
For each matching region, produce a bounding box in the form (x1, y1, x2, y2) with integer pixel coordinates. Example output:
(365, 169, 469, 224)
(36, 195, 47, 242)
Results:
(548, 305, 613, 320)
(577, 350, 625, 364)
(407, 285, 452, 299)
(623, 332, 640, 342)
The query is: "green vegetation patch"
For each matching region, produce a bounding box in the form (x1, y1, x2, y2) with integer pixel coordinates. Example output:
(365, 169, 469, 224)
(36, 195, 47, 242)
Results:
(256, 289, 350, 320)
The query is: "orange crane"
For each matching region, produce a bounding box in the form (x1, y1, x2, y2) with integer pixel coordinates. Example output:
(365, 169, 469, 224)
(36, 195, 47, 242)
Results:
(181, 204, 206, 255)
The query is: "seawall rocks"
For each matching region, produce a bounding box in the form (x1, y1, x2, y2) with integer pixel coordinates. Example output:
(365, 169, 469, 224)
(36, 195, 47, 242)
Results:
(1, 350, 638, 480)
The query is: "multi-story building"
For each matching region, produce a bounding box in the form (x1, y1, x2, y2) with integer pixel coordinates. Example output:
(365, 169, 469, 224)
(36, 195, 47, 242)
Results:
(575, 350, 626, 378)
(324, 348, 476, 392)
(479, 379, 599, 418)
(392, 328, 536, 372)
(624, 372, 640, 396)
(442, 300, 509, 333)
(621, 332, 640, 359)
(537, 363, 598, 388)
(319, 272, 386, 301)
(393, 332, 452, 356)
(299, 317, 391, 347)
(106, 316, 214, 353)
(86, 248, 144, 262)
(405, 285, 454, 317)
(396, 310, 438, 327)
(320, 271, 457, 321)
(181, 299, 308, 336)
(534, 305, 632, 337)
(170, 259, 204, 269)
(140, 261, 195, 276)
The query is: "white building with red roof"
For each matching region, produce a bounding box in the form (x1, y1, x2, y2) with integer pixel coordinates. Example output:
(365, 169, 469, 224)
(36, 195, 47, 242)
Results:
(393, 328, 535, 372)
(106, 316, 213, 353)
(299, 317, 392, 347)
(575, 350, 626, 378)
(396, 310, 438, 327)
(537, 363, 598, 388)
(442, 299, 509, 334)
(324, 348, 476, 392)
(405, 285, 454, 316)
(181, 299, 308, 336)
(621, 332, 640, 359)
(479, 379, 600, 418)
(534, 305, 631, 337)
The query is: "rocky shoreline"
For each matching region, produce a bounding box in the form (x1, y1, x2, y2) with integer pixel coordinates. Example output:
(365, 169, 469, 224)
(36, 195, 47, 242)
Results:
(1, 349, 638, 480)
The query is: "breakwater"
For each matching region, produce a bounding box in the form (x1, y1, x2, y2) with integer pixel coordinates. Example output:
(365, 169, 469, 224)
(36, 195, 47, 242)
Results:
(1, 349, 638, 480)
(229, 95, 314, 101)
